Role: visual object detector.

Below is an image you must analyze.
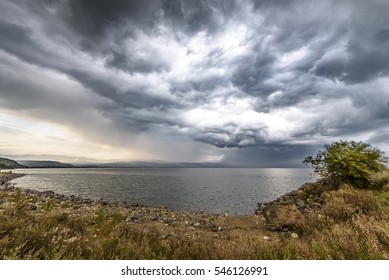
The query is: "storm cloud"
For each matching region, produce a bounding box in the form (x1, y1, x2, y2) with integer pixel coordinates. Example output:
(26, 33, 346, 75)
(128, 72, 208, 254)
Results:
(0, 0, 388, 165)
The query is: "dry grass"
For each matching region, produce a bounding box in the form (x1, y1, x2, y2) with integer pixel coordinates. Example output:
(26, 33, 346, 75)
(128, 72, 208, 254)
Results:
(370, 170, 389, 190)
(1, 182, 389, 259)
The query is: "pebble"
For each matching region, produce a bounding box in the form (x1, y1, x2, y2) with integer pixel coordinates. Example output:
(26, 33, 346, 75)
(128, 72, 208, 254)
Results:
(126, 216, 138, 223)
(159, 232, 177, 240)
(291, 233, 299, 239)
(210, 224, 218, 232)
(263, 236, 270, 240)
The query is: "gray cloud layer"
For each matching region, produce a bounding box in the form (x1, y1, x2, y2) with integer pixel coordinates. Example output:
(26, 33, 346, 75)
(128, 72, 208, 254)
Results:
(0, 0, 389, 165)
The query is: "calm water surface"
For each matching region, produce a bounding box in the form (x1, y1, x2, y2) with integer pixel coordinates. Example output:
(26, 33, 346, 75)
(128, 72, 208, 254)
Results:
(12, 168, 315, 215)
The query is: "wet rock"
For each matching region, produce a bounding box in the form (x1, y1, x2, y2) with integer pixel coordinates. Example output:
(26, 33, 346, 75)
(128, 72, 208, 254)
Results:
(82, 198, 93, 204)
(43, 191, 55, 197)
(2, 185, 15, 192)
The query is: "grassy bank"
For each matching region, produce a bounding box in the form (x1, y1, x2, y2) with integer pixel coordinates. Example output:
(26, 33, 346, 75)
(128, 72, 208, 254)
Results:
(1, 173, 389, 259)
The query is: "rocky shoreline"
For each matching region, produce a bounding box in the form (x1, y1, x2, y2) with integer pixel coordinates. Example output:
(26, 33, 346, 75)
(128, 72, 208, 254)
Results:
(1, 173, 331, 234)
(0, 173, 263, 236)
(257, 180, 335, 231)
(0, 172, 25, 186)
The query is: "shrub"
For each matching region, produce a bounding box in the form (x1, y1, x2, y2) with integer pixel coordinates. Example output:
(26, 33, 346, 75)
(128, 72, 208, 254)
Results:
(303, 140, 388, 188)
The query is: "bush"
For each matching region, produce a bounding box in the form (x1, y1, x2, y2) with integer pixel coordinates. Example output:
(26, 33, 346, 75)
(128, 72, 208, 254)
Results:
(303, 140, 388, 188)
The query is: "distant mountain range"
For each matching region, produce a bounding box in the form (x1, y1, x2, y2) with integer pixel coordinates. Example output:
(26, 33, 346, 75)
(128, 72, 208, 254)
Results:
(19, 160, 75, 168)
(1, 157, 227, 169)
(0, 157, 26, 169)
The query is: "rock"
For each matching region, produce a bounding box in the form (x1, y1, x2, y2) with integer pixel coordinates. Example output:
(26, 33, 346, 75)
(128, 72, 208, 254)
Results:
(210, 224, 222, 232)
(82, 198, 93, 204)
(126, 216, 138, 223)
(263, 203, 304, 231)
(43, 191, 55, 197)
(187, 226, 196, 231)
(295, 200, 306, 209)
(159, 232, 177, 240)
(291, 233, 299, 239)
(3, 185, 14, 192)
(312, 202, 322, 208)
(163, 218, 175, 224)
(263, 236, 270, 240)
(193, 222, 201, 227)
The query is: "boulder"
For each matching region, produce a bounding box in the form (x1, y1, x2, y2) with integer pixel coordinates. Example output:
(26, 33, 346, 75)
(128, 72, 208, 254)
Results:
(263, 203, 304, 231)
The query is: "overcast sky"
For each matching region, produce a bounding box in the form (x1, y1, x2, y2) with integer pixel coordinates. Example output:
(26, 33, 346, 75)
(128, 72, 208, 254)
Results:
(0, 0, 388, 166)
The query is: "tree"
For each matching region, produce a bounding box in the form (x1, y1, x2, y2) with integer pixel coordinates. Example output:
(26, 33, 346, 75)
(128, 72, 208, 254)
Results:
(303, 140, 388, 187)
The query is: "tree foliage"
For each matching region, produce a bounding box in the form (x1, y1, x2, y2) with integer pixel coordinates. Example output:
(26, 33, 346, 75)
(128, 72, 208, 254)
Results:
(303, 140, 388, 187)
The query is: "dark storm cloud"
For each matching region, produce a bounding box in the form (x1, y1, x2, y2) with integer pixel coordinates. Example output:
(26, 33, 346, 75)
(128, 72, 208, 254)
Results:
(0, 20, 53, 68)
(1, 0, 389, 164)
(222, 144, 320, 168)
(47, 0, 161, 44)
(312, 0, 389, 84)
(231, 50, 277, 96)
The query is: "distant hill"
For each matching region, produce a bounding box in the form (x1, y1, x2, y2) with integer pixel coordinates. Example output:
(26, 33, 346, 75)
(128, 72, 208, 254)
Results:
(0, 157, 25, 169)
(19, 160, 74, 168)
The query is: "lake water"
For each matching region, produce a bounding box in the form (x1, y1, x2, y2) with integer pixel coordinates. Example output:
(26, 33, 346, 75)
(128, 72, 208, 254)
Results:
(11, 168, 315, 215)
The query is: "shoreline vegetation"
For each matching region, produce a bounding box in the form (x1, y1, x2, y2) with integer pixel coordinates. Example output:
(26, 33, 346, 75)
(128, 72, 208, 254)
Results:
(1, 169, 389, 260)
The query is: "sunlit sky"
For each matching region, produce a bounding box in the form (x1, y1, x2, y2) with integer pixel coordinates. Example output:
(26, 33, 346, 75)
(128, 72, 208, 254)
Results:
(1, 0, 389, 166)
